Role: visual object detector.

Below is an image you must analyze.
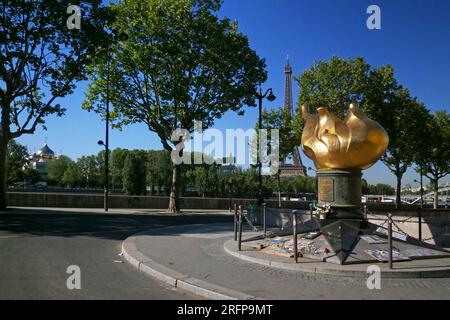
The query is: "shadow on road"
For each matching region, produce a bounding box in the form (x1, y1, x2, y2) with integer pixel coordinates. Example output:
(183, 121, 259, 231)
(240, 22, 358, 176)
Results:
(0, 208, 233, 241)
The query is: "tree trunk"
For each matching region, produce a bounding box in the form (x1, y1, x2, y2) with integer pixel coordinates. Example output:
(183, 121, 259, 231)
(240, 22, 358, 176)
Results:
(396, 174, 402, 209)
(168, 162, 180, 213)
(433, 178, 439, 210)
(0, 138, 8, 210)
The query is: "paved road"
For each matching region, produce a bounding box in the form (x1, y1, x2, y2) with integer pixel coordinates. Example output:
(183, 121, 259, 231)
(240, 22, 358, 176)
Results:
(0, 208, 232, 299)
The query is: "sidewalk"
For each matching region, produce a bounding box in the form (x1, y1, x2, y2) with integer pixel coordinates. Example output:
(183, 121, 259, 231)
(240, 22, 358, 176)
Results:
(122, 224, 450, 300)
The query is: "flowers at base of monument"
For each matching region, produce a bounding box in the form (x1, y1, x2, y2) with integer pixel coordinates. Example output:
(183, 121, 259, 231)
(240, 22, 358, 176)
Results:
(313, 203, 331, 219)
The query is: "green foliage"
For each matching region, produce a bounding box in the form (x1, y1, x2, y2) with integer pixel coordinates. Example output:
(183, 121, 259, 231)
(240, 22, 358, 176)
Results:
(110, 148, 128, 190)
(24, 146, 319, 199)
(414, 110, 450, 208)
(83, 0, 267, 211)
(362, 179, 395, 195)
(0, 0, 112, 208)
(251, 108, 300, 167)
(232, 166, 259, 199)
(6, 140, 29, 184)
(146, 150, 172, 195)
(284, 176, 316, 194)
(46, 156, 73, 186)
(415, 110, 450, 181)
(0, 0, 112, 137)
(123, 151, 147, 195)
(77, 155, 101, 188)
(298, 56, 370, 118)
(23, 168, 41, 185)
(250, 107, 304, 200)
(62, 163, 81, 187)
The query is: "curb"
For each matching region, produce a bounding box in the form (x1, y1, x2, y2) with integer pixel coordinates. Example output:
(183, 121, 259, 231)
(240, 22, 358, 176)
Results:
(121, 231, 258, 300)
(223, 240, 450, 279)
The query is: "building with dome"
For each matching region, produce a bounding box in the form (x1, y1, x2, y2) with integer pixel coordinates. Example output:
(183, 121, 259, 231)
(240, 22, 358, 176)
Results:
(28, 143, 57, 185)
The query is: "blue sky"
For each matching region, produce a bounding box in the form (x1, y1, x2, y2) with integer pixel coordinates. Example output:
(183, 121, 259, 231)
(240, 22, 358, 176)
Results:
(17, 0, 450, 187)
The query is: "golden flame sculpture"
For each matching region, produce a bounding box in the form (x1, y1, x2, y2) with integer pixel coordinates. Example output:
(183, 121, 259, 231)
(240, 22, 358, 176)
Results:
(301, 103, 389, 170)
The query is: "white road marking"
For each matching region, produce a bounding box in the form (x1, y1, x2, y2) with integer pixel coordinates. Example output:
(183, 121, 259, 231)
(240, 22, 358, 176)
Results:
(0, 235, 21, 239)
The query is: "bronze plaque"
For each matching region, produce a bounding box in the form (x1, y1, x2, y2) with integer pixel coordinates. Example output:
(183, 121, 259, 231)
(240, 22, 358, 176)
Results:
(319, 178, 334, 202)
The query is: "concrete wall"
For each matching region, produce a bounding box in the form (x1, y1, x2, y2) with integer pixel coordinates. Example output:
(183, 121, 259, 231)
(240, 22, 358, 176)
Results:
(6, 192, 308, 210)
(6, 192, 447, 212)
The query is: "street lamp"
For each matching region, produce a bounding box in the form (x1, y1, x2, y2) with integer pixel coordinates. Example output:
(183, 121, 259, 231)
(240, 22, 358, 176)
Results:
(414, 176, 424, 209)
(96, 32, 127, 212)
(98, 139, 109, 212)
(256, 86, 276, 205)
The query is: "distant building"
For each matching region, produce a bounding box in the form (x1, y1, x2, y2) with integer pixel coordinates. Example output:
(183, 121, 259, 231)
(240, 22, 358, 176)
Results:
(28, 143, 57, 185)
(279, 57, 307, 177)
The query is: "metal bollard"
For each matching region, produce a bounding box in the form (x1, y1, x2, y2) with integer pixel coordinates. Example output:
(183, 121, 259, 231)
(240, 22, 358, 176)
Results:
(363, 205, 368, 220)
(263, 203, 267, 237)
(238, 205, 243, 251)
(234, 203, 238, 241)
(292, 210, 299, 263)
(388, 213, 393, 269)
(418, 206, 422, 242)
(309, 203, 313, 220)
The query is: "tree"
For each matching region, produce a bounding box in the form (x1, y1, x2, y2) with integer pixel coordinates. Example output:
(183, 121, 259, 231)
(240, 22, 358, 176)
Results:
(415, 110, 450, 209)
(297, 56, 430, 208)
(374, 184, 395, 195)
(362, 179, 395, 195)
(77, 155, 101, 188)
(23, 167, 41, 185)
(298, 56, 370, 119)
(123, 151, 147, 195)
(6, 139, 28, 185)
(253, 108, 300, 205)
(146, 150, 172, 195)
(95, 149, 108, 190)
(83, 0, 267, 212)
(0, 0, 112, 208)
(232, 166, 259, 199)
(289, 176, 316, 194)
(62, 163, 81, 188)
(379, 93, 431, 208)
(110, 148, 128, 190)
(46, 156, 72, 186)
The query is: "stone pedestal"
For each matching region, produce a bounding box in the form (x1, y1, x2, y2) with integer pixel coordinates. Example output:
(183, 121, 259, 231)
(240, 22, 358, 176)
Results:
(316, 169, 365, 263)
(317, 168, 363, 219)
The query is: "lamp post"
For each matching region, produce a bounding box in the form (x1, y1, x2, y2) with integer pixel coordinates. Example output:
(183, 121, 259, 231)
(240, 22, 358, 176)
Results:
(220, 155, 235, 211)
(98, 139, 109, 211)
(414, 166, 424, 208)
(98, 63, 110, 212)
(256, 86, 276, 205)
(95, 32, 128, 212)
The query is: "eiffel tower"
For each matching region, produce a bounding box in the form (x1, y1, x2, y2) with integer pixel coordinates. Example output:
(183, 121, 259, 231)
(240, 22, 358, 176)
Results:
(279, 57, 307, 177)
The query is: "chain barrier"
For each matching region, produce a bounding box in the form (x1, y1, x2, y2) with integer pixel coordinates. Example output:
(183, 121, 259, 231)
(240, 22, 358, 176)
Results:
(367, 208, 447, 243)
(367, 212, 414, 224)
(373, 214, 447, 243)
(242, 207, 307, 237)
(241, 205, 447, 243)
(242, 209, 259, 232)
